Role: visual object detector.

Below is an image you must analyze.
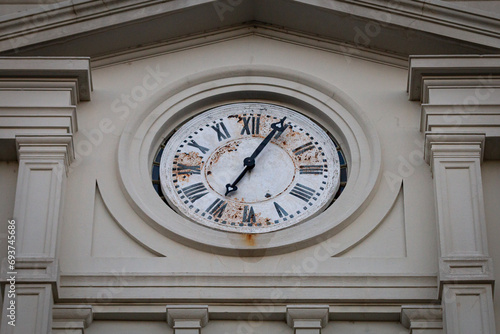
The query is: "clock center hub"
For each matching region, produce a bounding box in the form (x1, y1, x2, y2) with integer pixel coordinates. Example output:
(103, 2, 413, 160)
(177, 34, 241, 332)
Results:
(205, 138, 295, 203)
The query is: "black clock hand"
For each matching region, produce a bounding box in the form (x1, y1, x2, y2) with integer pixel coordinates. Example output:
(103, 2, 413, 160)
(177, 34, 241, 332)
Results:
(224, 157, 255, 196)
(249, 117, 287, 160)
(225, 117, 288, 196)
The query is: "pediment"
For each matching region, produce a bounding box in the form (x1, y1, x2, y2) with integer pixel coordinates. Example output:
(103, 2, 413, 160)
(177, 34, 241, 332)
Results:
(0, 0, 498, 60)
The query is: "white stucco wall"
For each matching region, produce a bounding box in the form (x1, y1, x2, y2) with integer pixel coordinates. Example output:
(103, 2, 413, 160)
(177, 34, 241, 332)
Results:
(58, 35, 437, 297)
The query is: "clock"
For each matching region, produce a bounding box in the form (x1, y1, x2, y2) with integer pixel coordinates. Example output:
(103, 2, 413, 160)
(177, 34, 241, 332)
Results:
(157, 102, 342, 233)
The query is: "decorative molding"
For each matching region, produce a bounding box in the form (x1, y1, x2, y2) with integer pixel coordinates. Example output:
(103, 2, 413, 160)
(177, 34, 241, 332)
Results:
(0, 1, 498, 59)
(439, 257, 493, 284)
(421, 104, 500, 136)
(408, 55, 500, 101)
(1, 257, 58, 284)
(0, 57, 91, 161)
(62, 304, 406, 322)
(419, 76, 500, 105)
(58, 273, 437, 303)
(0, 57, 92, 101)
(52, 305, 93, 334)
(0, 78, 80, 105)
(16, 135, 75, 173)
(166, 305, 209, 334)
(116, 65, 382, 256)
(408, 59, 500, 161)
(0, 106, 77, 137)
(92, 24, 407, 69)
(424, 132, 484, 166)
(401, 305, 443, 332)
(286, 305, 329, 333)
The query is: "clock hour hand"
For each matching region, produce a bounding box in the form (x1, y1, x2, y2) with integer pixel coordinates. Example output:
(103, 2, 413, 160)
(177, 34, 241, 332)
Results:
(225, 157, 255, 196)
(225, 117, 288, 196)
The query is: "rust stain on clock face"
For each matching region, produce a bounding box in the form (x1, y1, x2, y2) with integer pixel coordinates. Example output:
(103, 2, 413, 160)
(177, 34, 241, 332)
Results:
(173, 152, 203, 183)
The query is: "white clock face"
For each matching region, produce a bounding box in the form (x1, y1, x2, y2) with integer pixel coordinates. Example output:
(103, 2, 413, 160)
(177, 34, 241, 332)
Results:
(159, 103, 340, 233)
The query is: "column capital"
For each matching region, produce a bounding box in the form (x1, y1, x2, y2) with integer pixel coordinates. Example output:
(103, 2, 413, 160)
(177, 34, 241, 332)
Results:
(16, 135, 74, 173)
(424, 132, 485, 166)
(286, 305, 329, 332)
(0, 57, 91, 161)
(401, 305, 443, 332)
(166, 305, 209, 333)
(52, 305, 93, 333)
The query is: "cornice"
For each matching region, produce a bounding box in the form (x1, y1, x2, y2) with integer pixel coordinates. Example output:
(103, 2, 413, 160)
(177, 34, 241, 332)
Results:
(408, 55, 500, 101)
(0, 57, 92, 101)
(91, 23, 408, 69)
(55, 303, 433, 323)
(58, 273, 437, 303)
(0, 0, 498, 58)
(0, 0, 214, 52)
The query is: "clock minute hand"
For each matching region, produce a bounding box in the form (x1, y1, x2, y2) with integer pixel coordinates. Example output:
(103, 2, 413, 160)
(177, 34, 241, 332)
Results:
(249, 116, 287, 160)
(225, 117, 288, 196)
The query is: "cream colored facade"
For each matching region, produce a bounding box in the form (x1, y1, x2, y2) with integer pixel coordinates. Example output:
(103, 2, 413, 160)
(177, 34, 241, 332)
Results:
(0, 1, 499, 334)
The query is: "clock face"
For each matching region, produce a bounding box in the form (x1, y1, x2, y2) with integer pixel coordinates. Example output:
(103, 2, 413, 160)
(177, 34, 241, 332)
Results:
(159, 103, 340, 233)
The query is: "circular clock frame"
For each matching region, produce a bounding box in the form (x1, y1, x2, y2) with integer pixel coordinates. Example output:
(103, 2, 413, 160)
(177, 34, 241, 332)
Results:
(117, 66, 381, 256)
(156, 102, 342, 234)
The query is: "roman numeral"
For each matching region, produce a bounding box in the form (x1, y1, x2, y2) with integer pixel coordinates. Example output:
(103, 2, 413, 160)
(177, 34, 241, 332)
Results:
(299, 165, 324, 174)
(206, 198, 227, 218)
(242, 205, 256, 223)
(293, 142, 315, 155)
(176, 163, 201, 175)
(273, 202, 288, 218)
(187, 140, 209, 154)
(290, 183, 315, 202)
(211, 121, 231, 141)
(240, 116, 260, 135)
(182, 182, 208, 203)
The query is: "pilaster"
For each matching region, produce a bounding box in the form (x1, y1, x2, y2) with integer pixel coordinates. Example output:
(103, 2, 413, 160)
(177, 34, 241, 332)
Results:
(0, 57, 91, 334)
(0, 285, 53, 334)
(425, 133, 493, 285)
(408, 55, 498, 334)
(442, 285, 495, 334)
(166, 305, 209, 334)
(286, 305, 329, 334)
(12, 135, 73, 283)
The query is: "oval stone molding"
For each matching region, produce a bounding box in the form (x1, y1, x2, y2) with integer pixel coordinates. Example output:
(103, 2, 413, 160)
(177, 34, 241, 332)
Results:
(117, 65, 382, 256)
